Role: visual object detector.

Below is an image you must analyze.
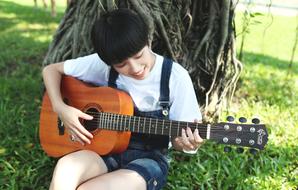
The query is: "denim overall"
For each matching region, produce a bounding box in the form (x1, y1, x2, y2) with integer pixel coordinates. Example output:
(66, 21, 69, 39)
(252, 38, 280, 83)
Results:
(102, 57, 173, 190)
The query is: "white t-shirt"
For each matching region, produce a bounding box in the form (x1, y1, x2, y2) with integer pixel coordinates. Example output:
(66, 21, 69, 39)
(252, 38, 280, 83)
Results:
(64, 53, 202, 122)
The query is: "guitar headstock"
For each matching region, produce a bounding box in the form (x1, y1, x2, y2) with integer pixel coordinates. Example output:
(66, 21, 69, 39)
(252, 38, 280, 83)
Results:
(209, 116, 268, 151)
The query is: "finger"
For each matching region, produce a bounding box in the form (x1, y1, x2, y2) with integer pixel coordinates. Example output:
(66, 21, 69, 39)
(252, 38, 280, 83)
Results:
(68, 130, 85, 145)
(70, 134, 85, 145)
(71, 126, 91, 145)
(181, 128, 194, 149)
(174, 137, 184, 147)
(186, 127, 195, 144)
(194, 129, 204, 144)
(79, 111, 93, 120)
(67, 121, 93, 143)
(75, 120, 94, 139)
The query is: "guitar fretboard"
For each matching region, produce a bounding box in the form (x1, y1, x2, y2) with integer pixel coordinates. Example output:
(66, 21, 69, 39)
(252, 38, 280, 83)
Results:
(94, 112, 208, 138)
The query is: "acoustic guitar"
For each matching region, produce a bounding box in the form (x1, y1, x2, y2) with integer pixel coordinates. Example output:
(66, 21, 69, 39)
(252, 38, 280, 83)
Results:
(39, 76, 268, 157)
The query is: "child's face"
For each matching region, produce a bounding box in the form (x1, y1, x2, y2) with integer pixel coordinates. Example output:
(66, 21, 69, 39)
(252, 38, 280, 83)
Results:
(113, 45, 155, 80)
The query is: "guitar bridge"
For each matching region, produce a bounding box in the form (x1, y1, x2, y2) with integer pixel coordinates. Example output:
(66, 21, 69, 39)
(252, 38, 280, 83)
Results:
(57, 118, 65, 135)
(57, 97, 68, 136)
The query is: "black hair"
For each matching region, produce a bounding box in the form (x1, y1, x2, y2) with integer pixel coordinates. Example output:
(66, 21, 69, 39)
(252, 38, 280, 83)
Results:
(91, 9, 149, 65)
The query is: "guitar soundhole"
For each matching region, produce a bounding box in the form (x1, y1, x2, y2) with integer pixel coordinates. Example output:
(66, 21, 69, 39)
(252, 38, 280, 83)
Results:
(83, 108, 99, 132)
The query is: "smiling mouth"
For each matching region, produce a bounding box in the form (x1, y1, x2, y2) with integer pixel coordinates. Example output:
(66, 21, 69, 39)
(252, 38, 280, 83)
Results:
(131, 68, 146, 79)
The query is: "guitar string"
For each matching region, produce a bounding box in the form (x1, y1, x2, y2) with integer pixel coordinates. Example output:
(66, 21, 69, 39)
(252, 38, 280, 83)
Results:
(84, 119, 256, 132)
(82, 119, 260, 137)
(76, 113, 262, 145)
(83, 112, 259, 133)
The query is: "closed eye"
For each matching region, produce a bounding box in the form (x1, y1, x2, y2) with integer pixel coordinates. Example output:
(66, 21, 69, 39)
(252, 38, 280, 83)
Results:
(134, 51, 143, 59)
(114, 63, 126, 68)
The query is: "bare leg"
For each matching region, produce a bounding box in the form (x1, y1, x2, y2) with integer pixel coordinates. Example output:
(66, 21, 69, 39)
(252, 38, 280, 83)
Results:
(42, 0, 47, 8)
(50, 0, 56, 17)
(77, 169, 147, 190)
(50, 150, 108, 190)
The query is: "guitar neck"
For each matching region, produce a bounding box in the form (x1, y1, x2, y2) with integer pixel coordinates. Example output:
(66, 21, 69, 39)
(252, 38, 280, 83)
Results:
(96, 112, 208, 138)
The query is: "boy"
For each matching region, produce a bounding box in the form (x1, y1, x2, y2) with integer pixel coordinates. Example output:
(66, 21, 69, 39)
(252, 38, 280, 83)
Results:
(42, 9, 203, 190)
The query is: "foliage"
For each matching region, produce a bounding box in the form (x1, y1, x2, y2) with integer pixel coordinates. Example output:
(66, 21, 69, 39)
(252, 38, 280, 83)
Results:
(0, 0, 297, 189)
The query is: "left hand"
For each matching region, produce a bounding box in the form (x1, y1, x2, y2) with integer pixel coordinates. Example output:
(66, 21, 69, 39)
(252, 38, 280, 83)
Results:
(173, 119, 204, 152)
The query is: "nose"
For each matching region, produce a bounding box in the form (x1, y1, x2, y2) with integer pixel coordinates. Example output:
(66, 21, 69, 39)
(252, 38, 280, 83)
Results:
(127, 59, 142, 74)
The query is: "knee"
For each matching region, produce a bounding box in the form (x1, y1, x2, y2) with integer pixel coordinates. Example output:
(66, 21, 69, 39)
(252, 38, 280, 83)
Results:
(55, 150, 101, 173)
(77, 179, 107, 190)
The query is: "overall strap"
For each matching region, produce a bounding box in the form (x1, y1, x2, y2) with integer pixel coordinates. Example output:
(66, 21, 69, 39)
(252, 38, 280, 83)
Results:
(108, 67, 119, 88)
(159, 57, 173, 118)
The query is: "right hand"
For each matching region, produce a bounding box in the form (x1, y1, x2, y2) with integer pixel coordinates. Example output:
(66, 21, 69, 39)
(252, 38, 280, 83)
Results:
(57, 104, 94, 145)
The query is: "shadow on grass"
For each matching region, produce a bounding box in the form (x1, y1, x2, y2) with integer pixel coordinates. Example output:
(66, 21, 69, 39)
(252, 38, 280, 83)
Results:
(237, 51, 298, 108)
(0, 29, 52, 75)
(0, 1, 66, 75)
(0, 0, 64, 30)
(241, 51, 298, 74)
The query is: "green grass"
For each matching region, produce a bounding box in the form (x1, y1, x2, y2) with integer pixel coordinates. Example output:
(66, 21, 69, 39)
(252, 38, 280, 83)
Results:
(0, 0, 297, 189)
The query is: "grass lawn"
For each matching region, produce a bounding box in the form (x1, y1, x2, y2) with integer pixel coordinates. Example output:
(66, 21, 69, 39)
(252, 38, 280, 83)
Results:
(0, 0, 297, 189)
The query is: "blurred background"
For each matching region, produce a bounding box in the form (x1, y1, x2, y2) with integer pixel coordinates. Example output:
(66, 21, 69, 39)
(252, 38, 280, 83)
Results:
(0, 0, 297, 189)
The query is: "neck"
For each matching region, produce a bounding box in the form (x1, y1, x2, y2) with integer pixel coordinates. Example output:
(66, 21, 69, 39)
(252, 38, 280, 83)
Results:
(149, 51, 156, 72)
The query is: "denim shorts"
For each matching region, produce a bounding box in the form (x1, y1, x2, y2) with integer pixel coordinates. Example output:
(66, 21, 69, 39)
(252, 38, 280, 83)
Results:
(102, 148, 170, 190)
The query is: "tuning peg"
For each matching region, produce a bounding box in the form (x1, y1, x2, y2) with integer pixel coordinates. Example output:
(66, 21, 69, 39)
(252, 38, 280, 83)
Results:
(239, 117, 247, 123)
(224, 146, 232, 152)
(249, 148, 258, 155)
(226, 116, 234, 122)
(252, 118, 260, 124)
(236, 147, 244, 153)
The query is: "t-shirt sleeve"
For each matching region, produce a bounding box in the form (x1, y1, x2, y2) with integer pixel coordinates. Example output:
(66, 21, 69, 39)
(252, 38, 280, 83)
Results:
(169, 69, 202, 122)
(64, 53, 110, 86)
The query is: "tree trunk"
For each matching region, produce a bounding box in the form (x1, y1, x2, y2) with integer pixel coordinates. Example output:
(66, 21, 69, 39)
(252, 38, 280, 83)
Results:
(43, 0, 242, 122)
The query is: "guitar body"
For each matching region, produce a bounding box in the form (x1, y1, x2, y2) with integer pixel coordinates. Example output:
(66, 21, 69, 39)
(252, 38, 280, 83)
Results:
(39, 76, 134, 157)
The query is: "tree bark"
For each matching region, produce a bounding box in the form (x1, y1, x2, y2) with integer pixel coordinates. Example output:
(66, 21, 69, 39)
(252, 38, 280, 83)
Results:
(43, 0, 242, 122)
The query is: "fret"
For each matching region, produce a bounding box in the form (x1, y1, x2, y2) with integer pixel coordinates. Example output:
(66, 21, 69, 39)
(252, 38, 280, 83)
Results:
(115, 114, 118, 130)
(123, 115, 127, 131)
(137, 116, 140, 133)
(162, 120, 164, 135)
(99, 113, 102, 129)
(148, 118, 152, 134)
(118, 114, 122, 131)
(121, 115, 125, 131)
(138, 117, 142, 132)
(155, 118, 158, 135)
(116, 114, 119, 131)
(169, 120, 172, 137)
(102, 113, 105, 129)
(103, 113, 106, 129)
(112, 113, 115, 130)
(104, 113, 107, 129)
(128, 116, 131, 131)
(105, 113, 109, 130)
(176, 121, 179, 136)
(169, 120, 175, 136)
(105, 113, 108, 130)
(164, 120, 169, 136)
(110, 113, 113, 130)
(133, 116, 136, 132)
(112, 114, 115, 130)
(143, 117, 146, 133)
